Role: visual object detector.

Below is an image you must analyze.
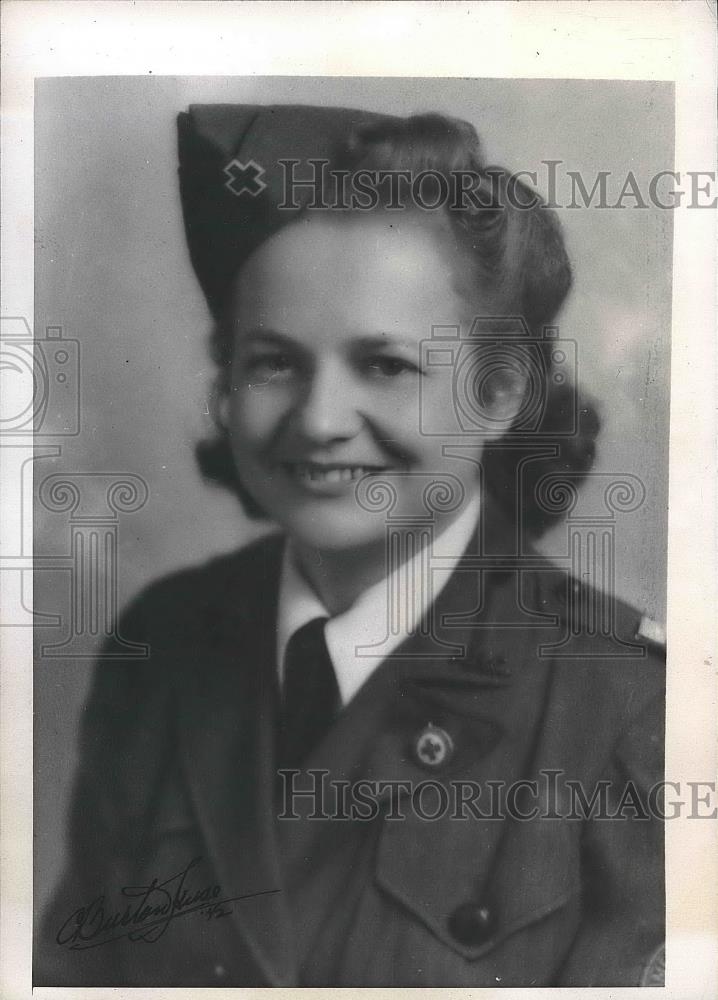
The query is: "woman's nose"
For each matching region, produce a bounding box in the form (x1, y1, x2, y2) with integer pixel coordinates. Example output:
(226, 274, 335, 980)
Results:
(294, 360, 363, 442)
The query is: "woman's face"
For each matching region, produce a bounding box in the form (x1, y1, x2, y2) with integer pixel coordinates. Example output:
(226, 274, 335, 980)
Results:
(225, 213, 495, 553)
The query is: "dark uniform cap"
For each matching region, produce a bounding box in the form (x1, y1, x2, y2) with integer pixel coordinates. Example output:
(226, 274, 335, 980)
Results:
(177, 104, 400, 320)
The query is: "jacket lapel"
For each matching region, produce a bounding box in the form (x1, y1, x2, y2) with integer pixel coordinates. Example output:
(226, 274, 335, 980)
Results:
(176, 535, 298, 986)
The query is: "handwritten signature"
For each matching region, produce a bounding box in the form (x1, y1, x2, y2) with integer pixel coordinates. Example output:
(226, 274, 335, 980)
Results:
(56, 857, 279, 950)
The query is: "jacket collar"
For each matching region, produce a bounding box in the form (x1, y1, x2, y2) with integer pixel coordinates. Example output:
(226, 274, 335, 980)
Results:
(276, 497, 482, 704)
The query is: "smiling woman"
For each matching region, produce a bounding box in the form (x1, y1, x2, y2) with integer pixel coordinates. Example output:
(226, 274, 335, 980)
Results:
(36, 102, 665, 988)
(221, 211, 512, 605)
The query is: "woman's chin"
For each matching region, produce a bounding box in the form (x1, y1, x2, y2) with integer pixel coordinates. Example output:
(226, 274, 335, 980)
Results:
(271, 506, 387, 554)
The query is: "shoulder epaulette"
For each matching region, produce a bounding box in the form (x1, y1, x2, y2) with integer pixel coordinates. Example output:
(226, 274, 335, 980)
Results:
(634, 614, 666, 654)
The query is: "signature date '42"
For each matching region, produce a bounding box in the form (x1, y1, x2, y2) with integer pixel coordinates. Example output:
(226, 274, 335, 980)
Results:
(56, 857, 279, 950)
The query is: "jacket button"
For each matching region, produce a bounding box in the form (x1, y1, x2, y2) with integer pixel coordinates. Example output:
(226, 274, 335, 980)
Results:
(413, 725, 454, 769)
(448, 901, 496, 946)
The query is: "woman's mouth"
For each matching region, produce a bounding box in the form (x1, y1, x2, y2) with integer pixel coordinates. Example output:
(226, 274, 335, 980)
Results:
(279, 462, 389, 491)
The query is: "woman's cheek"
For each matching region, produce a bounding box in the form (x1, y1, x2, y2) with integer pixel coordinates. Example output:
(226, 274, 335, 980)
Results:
(368, 380, 421, 432)
(229, 385, 294, 447)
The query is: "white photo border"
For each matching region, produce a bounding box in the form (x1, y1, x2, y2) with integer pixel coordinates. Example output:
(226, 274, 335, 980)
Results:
(1, 2, 716, 998)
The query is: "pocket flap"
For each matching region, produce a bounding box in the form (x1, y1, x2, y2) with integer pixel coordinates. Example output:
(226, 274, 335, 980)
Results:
(375, 809, 582, 960)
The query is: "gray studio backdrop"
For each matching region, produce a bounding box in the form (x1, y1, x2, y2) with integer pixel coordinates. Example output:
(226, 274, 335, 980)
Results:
(34, 76, 673, 917)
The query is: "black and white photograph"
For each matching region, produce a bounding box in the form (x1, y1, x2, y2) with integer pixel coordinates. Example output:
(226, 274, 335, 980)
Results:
(1, 3, 716, 997)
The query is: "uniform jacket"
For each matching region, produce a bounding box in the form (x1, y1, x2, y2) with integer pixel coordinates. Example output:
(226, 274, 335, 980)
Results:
(36, 530, 665, 987)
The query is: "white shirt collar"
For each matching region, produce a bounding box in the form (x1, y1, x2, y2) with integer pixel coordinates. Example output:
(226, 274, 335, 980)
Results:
(276, 497, 480, 706)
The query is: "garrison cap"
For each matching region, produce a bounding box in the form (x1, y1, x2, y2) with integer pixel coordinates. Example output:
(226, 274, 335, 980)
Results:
(177, 104, 399, 319)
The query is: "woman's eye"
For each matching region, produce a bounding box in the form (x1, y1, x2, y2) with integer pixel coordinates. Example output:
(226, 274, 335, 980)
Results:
(364, 355, 421, 378)
(243, 353, 296, 383)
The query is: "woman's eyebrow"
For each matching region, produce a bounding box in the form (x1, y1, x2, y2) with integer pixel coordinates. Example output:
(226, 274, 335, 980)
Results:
(239, 331, 420, 351)
(238, 329, 296, 347)
(352, 334, 419, 351)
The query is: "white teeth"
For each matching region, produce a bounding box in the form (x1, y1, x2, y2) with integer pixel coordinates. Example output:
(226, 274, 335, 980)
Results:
(288, 464, 376, 483)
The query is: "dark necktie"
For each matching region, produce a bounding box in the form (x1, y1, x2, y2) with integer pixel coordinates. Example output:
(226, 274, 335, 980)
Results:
(278, 616, 340, 770)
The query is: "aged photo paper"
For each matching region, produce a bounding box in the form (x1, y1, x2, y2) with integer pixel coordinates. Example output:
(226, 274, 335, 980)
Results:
(1, 2, 716, 998)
